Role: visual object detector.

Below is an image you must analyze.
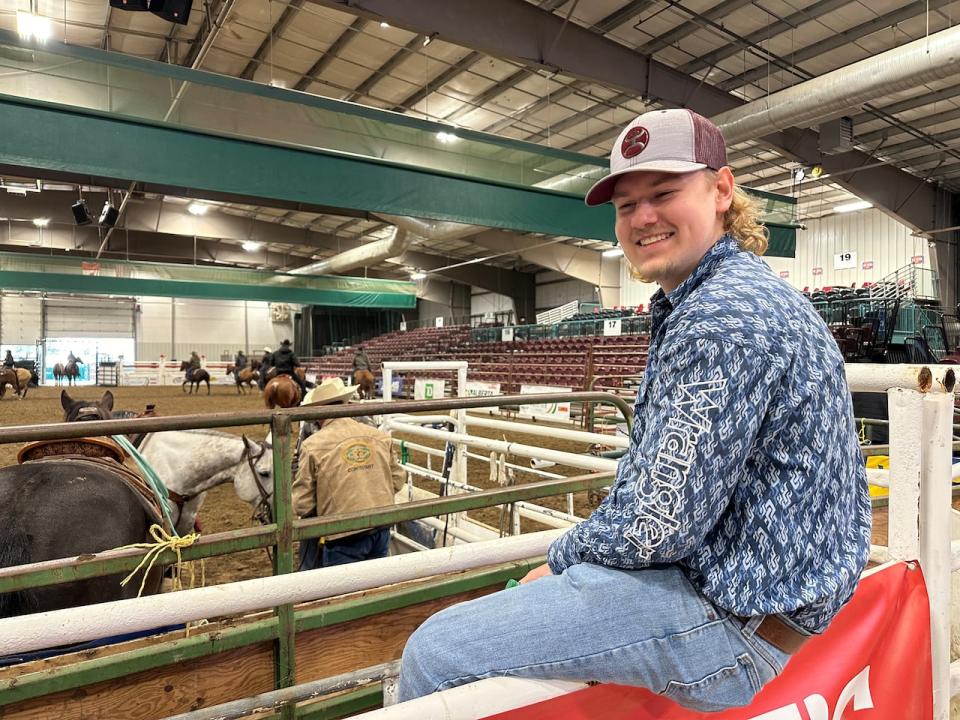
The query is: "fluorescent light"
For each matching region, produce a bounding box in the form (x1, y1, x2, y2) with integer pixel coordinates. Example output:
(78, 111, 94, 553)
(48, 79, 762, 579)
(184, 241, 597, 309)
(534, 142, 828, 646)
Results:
(379, 21, 390, 28)
(602, 247, 624, 258)
(410, 271, 427, 280)
(833, 200, 872, 214)
(188, 202, 209, 216)
(423, 32, 437, 47)
(242, 241, 262, 252)
(268, 79, 287, 88)
(436, 131, 457, 144)
(17, 11, 51, 41)
(32, 217, 49, 228)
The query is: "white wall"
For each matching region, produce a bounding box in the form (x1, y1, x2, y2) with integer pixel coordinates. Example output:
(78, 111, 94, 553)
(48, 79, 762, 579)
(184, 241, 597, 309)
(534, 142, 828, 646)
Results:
(136, 297, 293, 362)
(471, 290, 514, 320)
(764, 209, 928, 292)
(535, 271, 597, 311)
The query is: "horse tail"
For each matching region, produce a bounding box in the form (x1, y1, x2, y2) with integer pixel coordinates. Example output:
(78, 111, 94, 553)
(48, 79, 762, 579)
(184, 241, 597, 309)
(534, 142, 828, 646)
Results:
(0, 531, 37, 617)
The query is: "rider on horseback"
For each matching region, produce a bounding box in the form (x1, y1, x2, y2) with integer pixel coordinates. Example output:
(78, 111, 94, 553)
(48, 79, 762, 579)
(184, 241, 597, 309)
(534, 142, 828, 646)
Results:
(258, 346, 273, 391)
(2, 350, 13, 369)
(272, 339, 307, 397)
(352, 345, 371, 373)
(67, 351, 83, 367)
(186, 351, 201, 383)
(234, 349, 247, 383)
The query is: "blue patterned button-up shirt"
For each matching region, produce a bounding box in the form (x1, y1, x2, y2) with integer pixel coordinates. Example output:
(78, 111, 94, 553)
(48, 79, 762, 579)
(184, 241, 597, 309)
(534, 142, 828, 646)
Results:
(548, 235, 871, 633)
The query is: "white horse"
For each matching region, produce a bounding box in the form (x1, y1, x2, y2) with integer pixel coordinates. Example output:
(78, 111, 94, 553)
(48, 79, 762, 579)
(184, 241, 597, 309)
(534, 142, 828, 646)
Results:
(136, 429, 274, 536)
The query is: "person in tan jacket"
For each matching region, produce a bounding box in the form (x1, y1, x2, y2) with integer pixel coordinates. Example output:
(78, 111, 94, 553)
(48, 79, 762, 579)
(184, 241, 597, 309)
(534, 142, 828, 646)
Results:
(293, 377, 405, 570)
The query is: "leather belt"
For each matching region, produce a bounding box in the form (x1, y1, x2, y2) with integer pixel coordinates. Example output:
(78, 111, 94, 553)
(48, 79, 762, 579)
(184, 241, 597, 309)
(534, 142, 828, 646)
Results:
(737, 615, 810, 655)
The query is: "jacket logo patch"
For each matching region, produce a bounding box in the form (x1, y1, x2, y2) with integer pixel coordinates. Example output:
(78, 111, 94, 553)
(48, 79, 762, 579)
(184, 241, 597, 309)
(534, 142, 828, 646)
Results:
(343, 442, 372, 466)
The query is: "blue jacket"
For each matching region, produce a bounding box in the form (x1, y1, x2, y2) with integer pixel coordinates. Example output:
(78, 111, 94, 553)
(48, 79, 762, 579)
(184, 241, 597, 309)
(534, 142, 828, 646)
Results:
(548, 235, 871, 633)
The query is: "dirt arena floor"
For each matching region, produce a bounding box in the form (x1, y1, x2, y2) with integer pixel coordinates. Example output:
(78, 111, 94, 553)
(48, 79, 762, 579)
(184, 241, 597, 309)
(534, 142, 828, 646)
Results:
(0, 383, 604, 586)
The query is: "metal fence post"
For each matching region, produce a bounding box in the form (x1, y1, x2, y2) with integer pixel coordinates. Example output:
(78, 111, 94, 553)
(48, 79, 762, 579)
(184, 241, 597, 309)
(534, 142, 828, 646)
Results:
(887, 387, 923, 561)
(920, 393, 953, 720)
(270, 413, 296, 719)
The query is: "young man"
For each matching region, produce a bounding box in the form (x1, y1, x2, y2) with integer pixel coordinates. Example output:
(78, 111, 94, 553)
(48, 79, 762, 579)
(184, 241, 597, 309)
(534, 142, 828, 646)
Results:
(293, 377, 404, 570)
(399, 108, 871, 711)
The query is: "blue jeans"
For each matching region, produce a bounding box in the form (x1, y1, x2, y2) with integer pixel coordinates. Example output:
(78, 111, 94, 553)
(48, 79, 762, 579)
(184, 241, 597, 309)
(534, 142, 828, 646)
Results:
(298, 527, 390, 570)
(399, 563, 792, 711)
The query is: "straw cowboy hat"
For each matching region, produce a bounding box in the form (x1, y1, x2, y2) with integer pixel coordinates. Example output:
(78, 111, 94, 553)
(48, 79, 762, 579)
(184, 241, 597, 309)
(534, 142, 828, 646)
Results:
(301, 377, 359, 406)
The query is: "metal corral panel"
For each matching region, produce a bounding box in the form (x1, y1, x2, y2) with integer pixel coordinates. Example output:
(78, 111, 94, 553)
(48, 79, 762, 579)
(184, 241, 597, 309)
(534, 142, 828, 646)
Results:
(43, 297, 134, 338)
(0, 294, 42, 345)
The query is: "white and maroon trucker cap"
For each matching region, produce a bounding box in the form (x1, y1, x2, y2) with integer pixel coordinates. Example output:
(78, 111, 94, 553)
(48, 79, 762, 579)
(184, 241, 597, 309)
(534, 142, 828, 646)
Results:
(584, 108, 728, 206)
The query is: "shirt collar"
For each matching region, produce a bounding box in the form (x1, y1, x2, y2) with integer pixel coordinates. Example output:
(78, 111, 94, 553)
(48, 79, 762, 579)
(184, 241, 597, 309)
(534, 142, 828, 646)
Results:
(648, 234, 739, 332)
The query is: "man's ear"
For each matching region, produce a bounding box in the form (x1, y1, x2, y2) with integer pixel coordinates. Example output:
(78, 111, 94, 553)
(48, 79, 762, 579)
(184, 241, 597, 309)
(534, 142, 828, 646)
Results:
(714, 166, 735, 214)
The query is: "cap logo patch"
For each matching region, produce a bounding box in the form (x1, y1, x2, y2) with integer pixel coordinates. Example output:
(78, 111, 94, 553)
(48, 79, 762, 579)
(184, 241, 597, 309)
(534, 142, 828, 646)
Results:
(621, 126, 650, 159)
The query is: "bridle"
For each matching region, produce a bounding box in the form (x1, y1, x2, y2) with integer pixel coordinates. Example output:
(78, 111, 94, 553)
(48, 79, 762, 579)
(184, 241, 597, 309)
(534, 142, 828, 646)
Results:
(241, 436, 274, 526)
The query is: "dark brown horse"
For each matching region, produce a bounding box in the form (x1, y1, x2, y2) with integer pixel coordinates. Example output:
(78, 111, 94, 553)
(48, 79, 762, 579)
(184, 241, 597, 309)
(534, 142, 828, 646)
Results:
(226, 360, 260, 395)
(179, 360, 211, 395)
(0, 390, 164, 617)
(53, 359, 81, 387)
(353, 369, 376, 400)
(264, 374, 301, 409)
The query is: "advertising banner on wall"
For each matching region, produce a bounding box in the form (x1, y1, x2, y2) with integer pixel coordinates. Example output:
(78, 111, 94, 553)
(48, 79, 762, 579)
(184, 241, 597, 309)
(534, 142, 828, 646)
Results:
(414, 377, 447, 400)
(519, 384, 573, 422)
(466, 380, 502, 412)
(482, 561, 931, 720)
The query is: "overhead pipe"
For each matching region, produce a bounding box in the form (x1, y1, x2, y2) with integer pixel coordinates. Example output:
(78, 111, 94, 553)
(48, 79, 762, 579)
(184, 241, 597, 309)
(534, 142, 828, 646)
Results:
(288, 226, 412, 275)
(712, 24, 960, 145)
(375, 214, 482, 243)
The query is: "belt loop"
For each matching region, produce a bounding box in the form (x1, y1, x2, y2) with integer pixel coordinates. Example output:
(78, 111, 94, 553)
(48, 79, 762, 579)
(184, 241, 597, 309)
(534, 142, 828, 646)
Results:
(740, 615, 763, 639)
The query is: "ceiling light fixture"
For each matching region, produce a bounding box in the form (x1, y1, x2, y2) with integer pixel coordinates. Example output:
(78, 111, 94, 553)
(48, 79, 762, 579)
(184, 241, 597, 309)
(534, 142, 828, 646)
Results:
(17, 11, 51, 41)
(436, 131, 457, 144)
(379, 21, 390, 28)
(793, 167, 805, 182)
(32, 217, 50, 228)
(834, 200, 872, 214)
(410, 271, 427, 280)
(242, 241, 262, 252)
(188, 202, 209, 216)
(422, 32, 438, 47)
(602, 247, 624, 258)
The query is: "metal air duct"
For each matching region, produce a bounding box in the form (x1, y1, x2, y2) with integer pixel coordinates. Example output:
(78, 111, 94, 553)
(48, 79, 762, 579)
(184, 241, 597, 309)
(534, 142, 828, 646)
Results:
(287, 226, 411, 275)
(712, 23, 960, 146)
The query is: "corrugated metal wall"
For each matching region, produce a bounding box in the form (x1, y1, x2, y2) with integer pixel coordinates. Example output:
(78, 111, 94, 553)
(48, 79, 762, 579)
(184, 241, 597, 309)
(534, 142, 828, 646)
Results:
(0, 295, 43, 346)
(764, 209, 928, 292)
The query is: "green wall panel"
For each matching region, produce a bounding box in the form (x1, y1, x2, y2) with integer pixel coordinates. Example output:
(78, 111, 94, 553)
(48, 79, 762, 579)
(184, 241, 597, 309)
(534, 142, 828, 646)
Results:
(0, 271, 416, 308)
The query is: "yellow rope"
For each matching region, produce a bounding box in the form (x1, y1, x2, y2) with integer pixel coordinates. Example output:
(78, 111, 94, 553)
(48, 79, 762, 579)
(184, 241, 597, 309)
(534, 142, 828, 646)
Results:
(118, 524, 200, 598)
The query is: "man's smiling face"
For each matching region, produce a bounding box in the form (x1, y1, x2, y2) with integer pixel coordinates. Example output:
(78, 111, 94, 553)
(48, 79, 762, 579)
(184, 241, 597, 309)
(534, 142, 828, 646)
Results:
(612, 168, 734, 293)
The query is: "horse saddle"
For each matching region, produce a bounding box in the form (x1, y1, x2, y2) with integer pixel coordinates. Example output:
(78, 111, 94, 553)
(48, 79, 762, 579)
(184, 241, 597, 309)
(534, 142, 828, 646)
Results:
(18, 443, 169, 534)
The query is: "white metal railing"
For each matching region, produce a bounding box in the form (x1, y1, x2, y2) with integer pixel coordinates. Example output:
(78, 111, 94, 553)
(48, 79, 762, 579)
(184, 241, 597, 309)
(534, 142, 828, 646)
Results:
(535, 299, 580, 326)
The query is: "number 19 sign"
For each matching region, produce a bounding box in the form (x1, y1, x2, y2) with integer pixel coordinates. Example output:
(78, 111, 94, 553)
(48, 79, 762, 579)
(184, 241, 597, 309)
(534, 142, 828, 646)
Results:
(834, 251, 857, 270)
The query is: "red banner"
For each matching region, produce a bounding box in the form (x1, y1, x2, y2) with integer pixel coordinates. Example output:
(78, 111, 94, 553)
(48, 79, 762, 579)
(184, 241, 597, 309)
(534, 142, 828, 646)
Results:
(484, 563, 931, 720)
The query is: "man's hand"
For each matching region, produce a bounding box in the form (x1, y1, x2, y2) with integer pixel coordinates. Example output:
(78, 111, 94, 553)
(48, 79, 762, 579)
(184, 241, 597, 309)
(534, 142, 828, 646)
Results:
(519, 563, 554, 585)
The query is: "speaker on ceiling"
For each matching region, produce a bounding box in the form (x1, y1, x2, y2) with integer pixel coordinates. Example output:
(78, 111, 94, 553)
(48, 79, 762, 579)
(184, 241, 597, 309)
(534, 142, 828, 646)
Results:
(99, 202, 119, 229)
(71, 200, 92, 226)
(149, 0, 193, 25)
(108, 0, 150, 10)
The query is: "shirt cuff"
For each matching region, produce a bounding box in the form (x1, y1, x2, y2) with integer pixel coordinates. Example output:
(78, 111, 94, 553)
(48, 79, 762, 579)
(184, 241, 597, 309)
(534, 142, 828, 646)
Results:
(547, 527, 581, 574)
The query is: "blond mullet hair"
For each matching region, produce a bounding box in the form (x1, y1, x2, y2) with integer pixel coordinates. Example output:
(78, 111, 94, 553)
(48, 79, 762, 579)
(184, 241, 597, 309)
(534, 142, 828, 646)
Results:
(708, 170, 768, 256)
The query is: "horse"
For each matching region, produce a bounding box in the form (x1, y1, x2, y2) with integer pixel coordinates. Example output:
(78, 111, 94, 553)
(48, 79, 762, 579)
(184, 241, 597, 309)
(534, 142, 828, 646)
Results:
(0, 367, 30, 399)
(353, 369, 375, 400)
(179, 360, 211, 395)
(264, 374, 301, 409)
(226, 364, 259, 395)
(53, 359, 82, 387)
(0, 389, 160, 616)
(0, 391, 275, 617)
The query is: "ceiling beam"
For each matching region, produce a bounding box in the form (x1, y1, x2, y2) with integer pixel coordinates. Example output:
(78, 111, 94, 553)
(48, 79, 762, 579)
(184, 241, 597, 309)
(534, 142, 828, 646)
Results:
(294, 17, 368, 92)
(304, 0, 949, 230)
(240, 0, 305, 81)
(636, 0, 755, 57)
